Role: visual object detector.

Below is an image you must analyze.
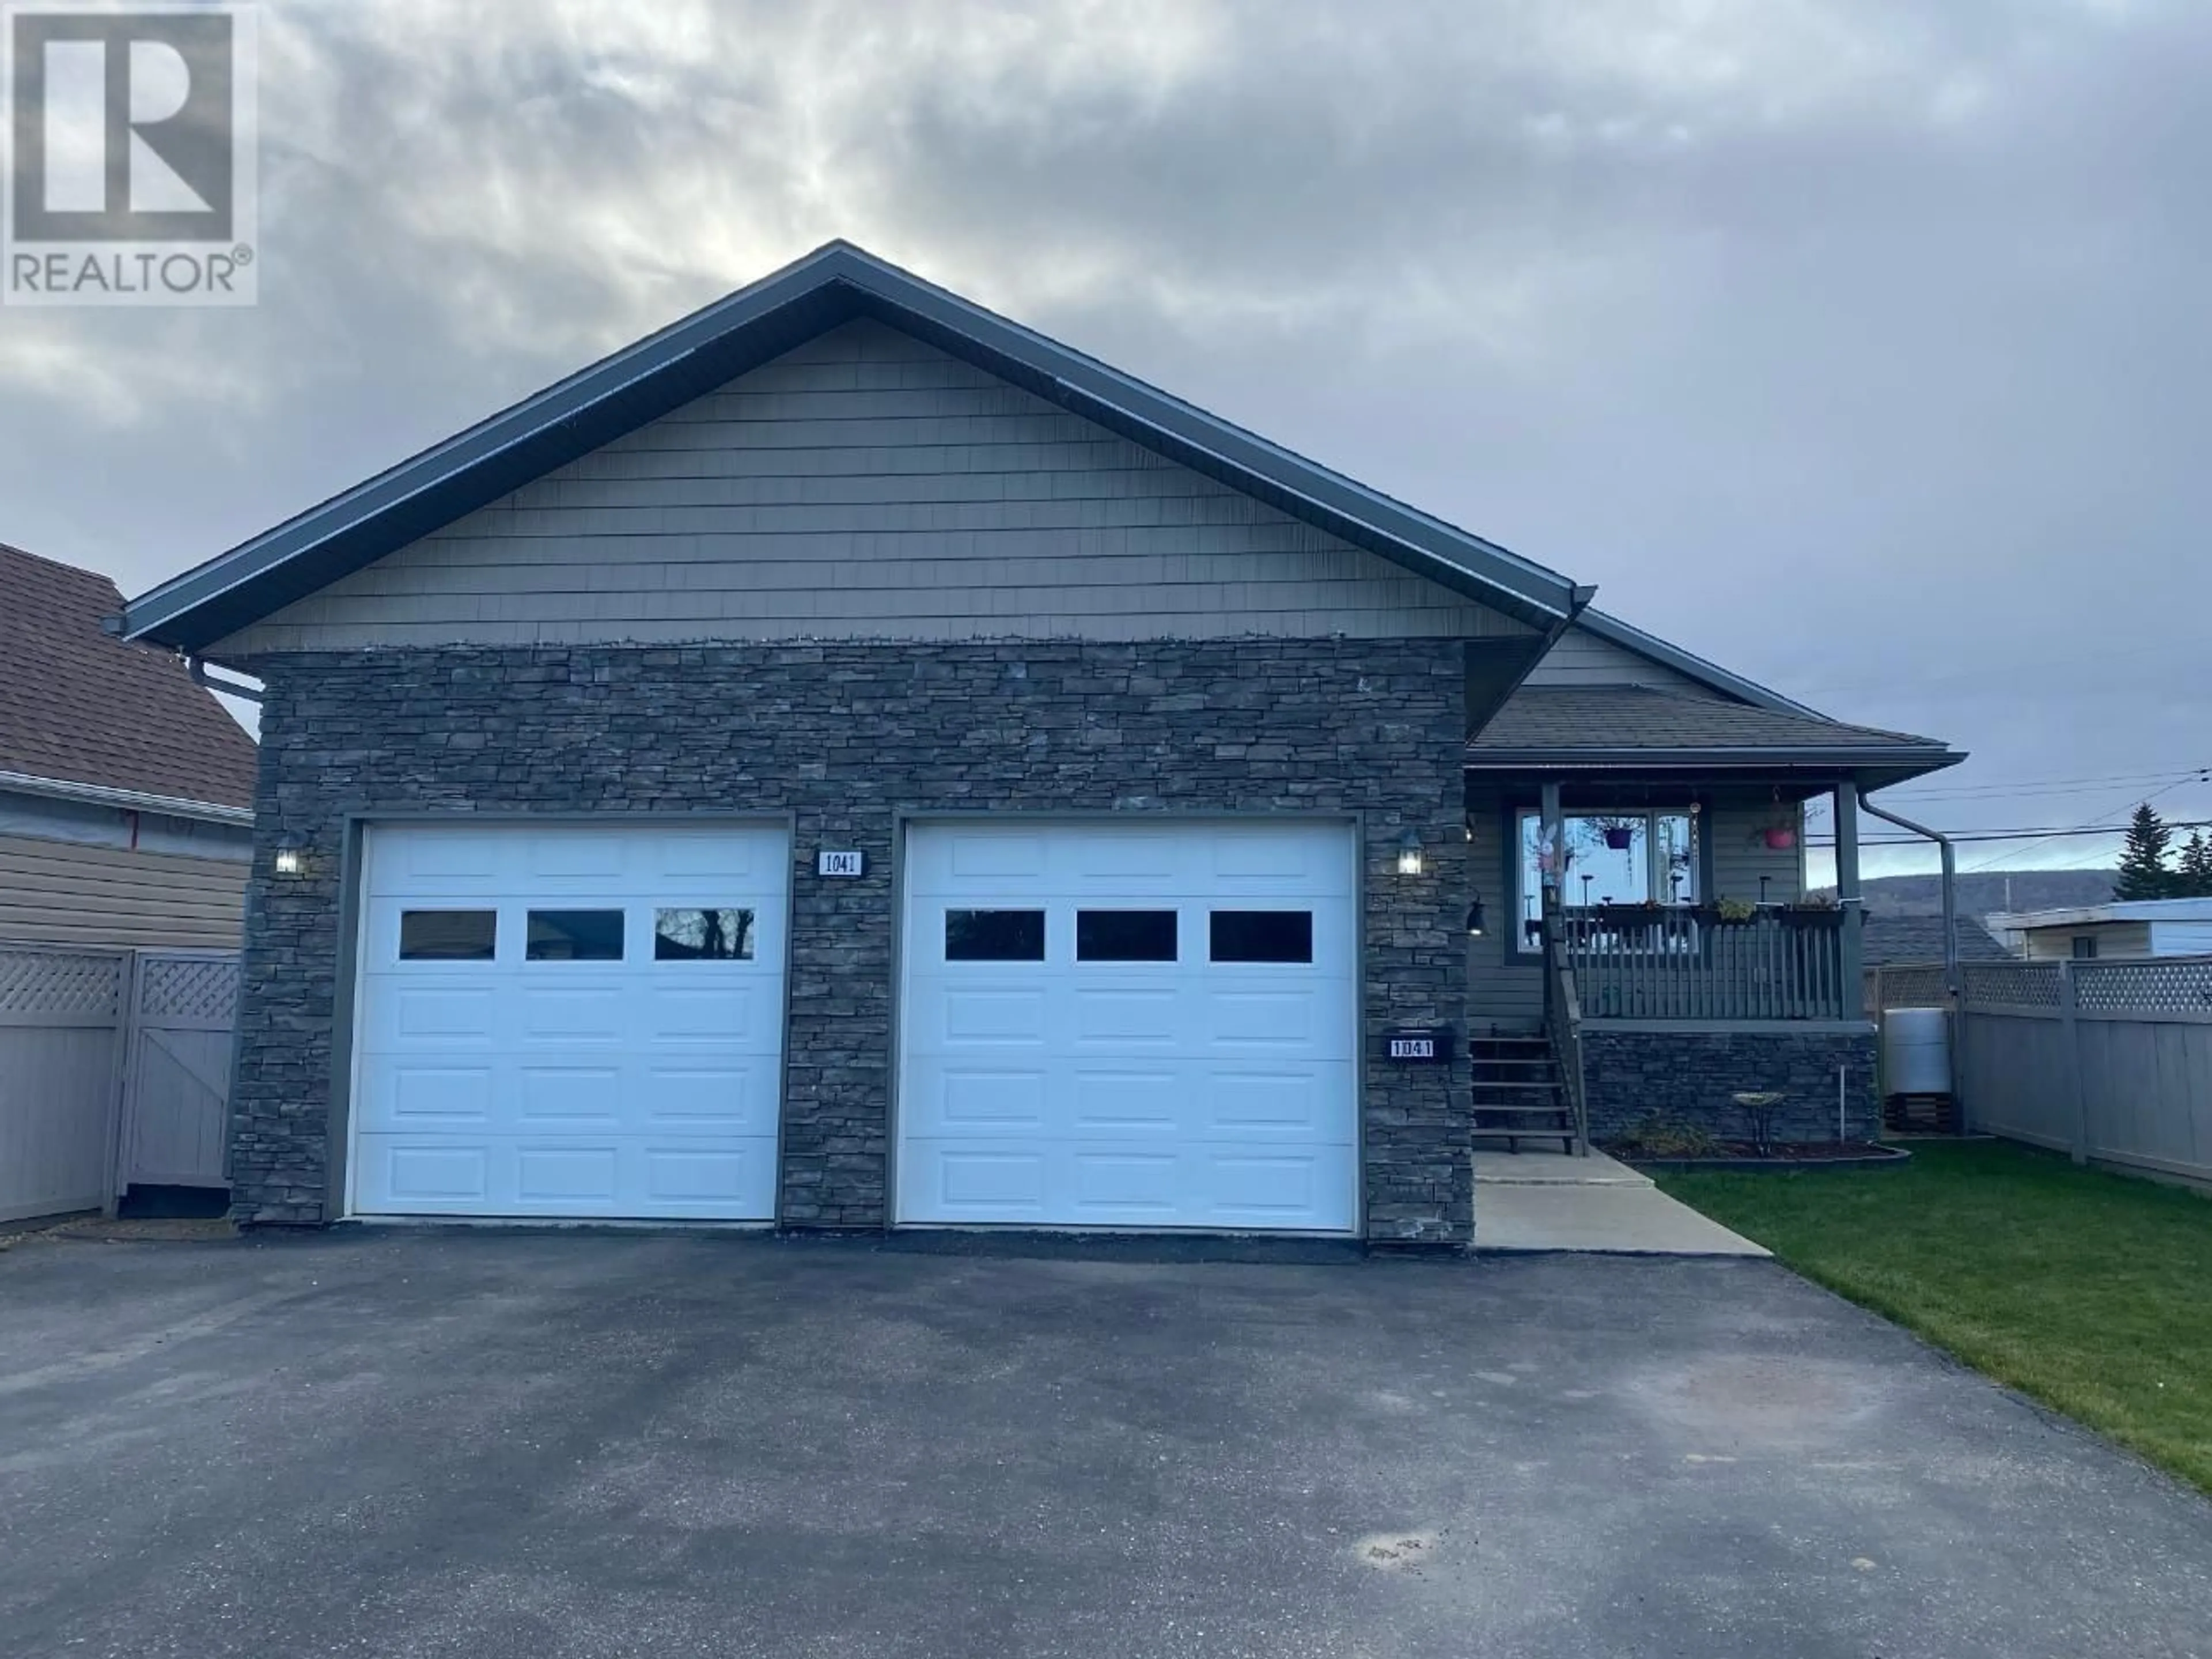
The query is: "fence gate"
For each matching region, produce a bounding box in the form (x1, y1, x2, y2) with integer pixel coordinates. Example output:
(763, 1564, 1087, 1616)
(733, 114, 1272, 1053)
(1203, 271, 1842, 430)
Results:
(115, 949, 239, 1194)
(0, 946, 129, 1222)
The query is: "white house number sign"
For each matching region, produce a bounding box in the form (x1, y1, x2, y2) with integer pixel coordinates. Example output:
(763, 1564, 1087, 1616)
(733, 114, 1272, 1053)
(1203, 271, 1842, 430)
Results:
(817, 850, 865, 877)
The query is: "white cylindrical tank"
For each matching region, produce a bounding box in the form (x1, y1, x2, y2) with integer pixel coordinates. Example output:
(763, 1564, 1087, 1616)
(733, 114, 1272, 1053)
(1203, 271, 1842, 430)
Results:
(1883, 1007, 1952, 1096)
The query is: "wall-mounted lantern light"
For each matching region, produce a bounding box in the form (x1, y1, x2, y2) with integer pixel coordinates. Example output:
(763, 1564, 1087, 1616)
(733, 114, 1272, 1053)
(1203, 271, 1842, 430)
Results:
(273, 847, 304, 877)
(1465, 895, 1488, 937)
(1396, 828, 1425, 877)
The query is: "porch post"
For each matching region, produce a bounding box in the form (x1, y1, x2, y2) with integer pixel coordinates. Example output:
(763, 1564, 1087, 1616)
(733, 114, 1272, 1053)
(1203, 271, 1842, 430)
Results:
(1835, 783, 1864, 1017)
(1539, 781, 1563, 896)
(1539, 778, 1564, 946)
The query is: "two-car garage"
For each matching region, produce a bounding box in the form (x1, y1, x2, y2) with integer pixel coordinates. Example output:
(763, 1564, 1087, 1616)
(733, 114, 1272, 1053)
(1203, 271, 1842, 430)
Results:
(346, 819, 1360, 1234)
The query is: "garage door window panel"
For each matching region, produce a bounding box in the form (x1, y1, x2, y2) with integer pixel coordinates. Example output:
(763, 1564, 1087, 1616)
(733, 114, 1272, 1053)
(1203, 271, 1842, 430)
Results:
(1209, 911, 1314, 964)
(654, 907, 755, 961)
(526, 909, 626, 962)
(1076, 910, 1178, 963)
(399, 910, 498, 962)
(946, 909, 1046, 962)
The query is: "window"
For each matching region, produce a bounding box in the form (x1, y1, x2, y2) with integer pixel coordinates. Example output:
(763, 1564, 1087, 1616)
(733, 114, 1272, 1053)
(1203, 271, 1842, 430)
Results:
(525, 909, 625, 962)
(1514, 809, 1698, 953)
(1077, 910, 1177, 962)
(655, 908, 755, 961)
(399, 910, 496, 961)
(1209, 910, 1313, 964)
(945, 909, 1045, 962)
(2071, 935, 2099, 961)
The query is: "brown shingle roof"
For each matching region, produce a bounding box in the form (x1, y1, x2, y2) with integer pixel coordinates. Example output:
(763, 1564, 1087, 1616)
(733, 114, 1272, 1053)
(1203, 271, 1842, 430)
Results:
(1862, 914, 2012, 968)
(0, 543, 257, 810)
(1470, 685, 1950, 755)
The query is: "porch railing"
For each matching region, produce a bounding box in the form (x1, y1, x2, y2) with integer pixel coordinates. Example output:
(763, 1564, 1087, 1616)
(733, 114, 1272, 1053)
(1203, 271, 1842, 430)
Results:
(1560, 907, 1856, 1023)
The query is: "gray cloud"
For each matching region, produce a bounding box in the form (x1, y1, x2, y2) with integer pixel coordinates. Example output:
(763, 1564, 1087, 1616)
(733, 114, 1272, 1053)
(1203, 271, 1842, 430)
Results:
(3, 0, 2203, 877)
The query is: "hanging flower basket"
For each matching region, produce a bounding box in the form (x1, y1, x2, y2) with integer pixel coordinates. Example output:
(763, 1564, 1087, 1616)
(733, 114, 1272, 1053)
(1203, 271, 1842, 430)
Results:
(1602, 825, 1635, 851)
(1763, 826, 1797, 851)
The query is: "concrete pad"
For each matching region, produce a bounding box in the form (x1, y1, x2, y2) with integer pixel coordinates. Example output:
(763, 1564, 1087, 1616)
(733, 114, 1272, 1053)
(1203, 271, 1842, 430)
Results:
(1475, 1148, 1653, 1187)
(1476, 1181, 1771, 1256)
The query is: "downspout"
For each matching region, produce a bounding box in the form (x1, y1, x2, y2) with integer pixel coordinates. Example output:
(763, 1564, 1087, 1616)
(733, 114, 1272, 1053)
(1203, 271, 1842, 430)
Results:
(1857, 788, 1959, 996)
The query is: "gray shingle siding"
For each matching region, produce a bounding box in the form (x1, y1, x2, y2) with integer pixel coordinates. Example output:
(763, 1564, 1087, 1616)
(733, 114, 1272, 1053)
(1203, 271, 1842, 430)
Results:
(1520, 627, 1716, 696)
(211, 321, 1534, 654)
(230, 637, 1476, 1244)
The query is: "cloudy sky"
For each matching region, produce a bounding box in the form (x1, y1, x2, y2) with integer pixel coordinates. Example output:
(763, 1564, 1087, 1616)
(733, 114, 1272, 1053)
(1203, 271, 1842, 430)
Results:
(3, 0, 2203, 881)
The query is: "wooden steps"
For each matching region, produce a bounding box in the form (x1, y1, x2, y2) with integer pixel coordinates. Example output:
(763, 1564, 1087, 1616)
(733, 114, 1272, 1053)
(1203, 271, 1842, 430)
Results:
(1469, 1034, 1580, 1156)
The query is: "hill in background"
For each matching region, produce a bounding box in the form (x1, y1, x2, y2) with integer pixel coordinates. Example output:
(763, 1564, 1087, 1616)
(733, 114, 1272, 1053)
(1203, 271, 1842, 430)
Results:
(1845, 869, 2113, 918)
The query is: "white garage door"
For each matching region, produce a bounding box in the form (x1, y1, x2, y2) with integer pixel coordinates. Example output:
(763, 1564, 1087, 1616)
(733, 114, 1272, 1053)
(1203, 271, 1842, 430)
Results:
(350, 822, 789, 1220)
(898, 820, 1358, 1233)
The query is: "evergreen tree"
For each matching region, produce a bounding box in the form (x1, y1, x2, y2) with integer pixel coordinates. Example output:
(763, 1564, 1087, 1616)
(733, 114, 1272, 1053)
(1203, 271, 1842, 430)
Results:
(2115, 802, 2176, 900)
(2177, 831, 2212, 899)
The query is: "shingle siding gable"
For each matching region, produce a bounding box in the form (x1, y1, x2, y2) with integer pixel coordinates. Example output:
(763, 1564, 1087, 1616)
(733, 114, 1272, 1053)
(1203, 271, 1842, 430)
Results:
(212, 320, 1531, 654)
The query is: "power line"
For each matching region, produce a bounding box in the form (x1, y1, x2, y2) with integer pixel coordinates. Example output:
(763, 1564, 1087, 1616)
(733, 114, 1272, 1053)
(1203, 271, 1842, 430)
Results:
(1964, 773, 2210, 875)
(1808, 819, 2212, 849)
(1883, 766, 2205, 797)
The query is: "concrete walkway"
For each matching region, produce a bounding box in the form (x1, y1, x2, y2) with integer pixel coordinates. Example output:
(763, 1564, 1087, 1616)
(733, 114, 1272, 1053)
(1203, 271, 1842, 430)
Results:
(1473, 1149, 1769, 1256)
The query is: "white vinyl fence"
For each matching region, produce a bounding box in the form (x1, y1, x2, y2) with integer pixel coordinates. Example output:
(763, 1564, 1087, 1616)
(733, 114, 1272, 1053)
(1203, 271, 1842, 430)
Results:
(0, 944, 239, 1222)
(1869, 956, 2212, 1188)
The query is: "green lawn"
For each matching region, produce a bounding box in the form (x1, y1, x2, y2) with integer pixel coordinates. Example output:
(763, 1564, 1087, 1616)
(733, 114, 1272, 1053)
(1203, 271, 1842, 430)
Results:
(1656, 1141, 2212, 1494)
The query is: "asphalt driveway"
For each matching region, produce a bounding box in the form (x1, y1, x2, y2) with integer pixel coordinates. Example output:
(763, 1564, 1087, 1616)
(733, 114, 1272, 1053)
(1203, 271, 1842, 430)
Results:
(2, 1229, 2209, 1658)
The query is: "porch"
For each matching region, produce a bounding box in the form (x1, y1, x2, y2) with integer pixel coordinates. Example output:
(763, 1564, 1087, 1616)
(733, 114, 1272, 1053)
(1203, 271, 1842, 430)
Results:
(1457, 679, 1964, 1157)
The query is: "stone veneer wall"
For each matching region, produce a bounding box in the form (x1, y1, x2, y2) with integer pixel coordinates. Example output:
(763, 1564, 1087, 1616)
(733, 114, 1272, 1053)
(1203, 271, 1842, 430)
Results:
(229, 639, 1474, 1243)
(1581, 1027, 1881, 1146)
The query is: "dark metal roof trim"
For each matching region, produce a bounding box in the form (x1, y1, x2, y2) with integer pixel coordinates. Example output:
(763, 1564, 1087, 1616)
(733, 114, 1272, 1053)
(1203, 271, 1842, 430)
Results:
(1465, 744, 1966, 788)
(1465, 745, 1966, 767)
(123, 242, 1582, 650)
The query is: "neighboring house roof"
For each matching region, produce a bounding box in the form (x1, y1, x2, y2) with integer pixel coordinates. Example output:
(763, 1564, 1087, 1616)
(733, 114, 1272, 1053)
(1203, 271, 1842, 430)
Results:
(120, 241, 1587, 654)
(1465, 685, 1960, 783)
(1987, 899, 2212, 930)
(1862, 914, 2010, 968)
(0, 543, 258, 817)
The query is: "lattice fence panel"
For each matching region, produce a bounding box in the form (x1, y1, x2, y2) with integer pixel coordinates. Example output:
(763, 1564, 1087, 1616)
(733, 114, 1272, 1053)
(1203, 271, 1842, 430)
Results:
(136, 955, 241, 1027)
(2074, 957, 2212, 1014)
(0, 949, 124, 1019)
(1963, 961, 2062, 1009)
(1875, 965, 1952, 1009)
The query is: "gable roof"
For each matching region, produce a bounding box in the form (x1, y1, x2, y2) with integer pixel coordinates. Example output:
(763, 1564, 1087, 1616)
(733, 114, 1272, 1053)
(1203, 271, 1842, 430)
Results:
(120, 241, 1587, 654)
(0, 544, 258, 816)
(1861, 913, 2010, 968)
(1467, 684, 1961, 785)
(1572, 608, 1825, 717)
